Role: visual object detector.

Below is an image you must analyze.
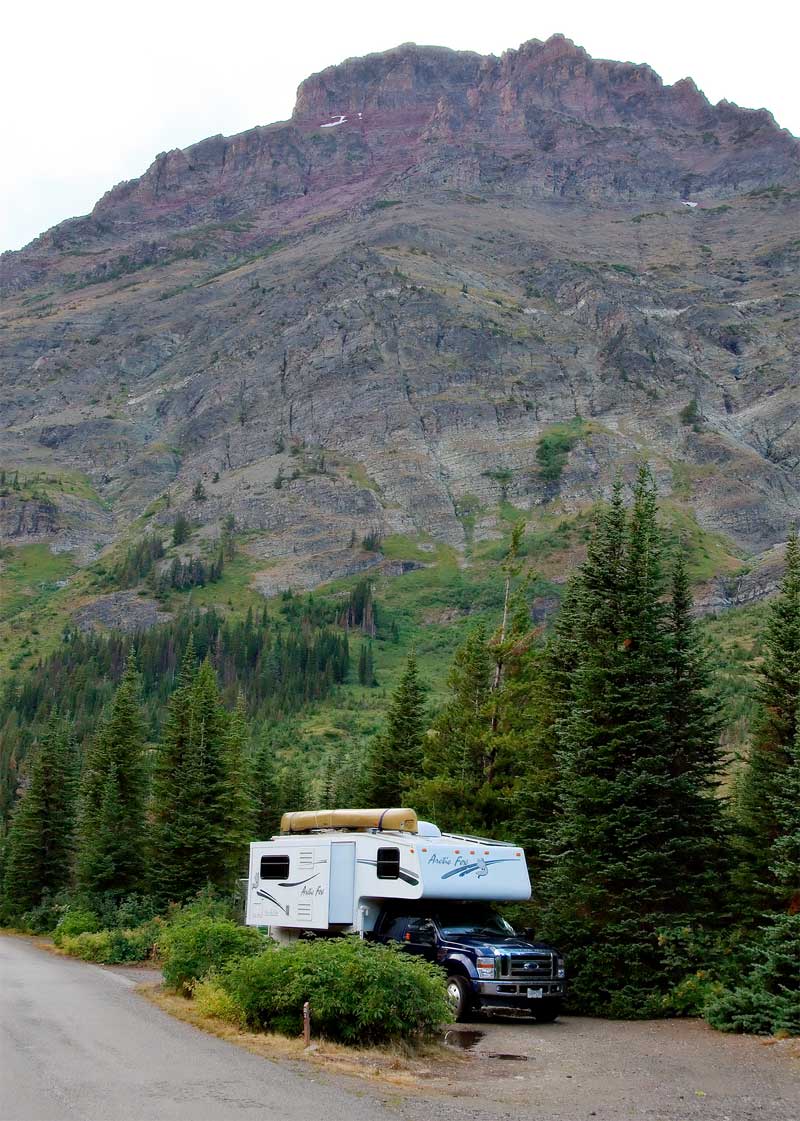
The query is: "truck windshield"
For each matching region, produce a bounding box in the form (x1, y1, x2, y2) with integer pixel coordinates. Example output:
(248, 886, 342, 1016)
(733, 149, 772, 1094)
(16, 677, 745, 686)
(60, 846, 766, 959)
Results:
(436, 911, 516, 939)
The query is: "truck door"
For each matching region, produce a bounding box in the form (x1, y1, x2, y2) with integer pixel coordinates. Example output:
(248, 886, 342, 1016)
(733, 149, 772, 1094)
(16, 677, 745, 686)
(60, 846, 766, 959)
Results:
(328, 842, 356, 925)
(402, 916, 438, 963)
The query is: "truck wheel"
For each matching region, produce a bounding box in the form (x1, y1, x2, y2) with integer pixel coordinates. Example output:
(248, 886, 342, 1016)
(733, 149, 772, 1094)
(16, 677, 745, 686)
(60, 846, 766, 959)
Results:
(445, 975, 473, 1022)
(531, 999, 561, 1023)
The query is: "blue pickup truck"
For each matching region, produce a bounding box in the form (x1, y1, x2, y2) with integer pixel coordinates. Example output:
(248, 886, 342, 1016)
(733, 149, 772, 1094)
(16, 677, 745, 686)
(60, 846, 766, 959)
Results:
(370, 903, 566, 1021)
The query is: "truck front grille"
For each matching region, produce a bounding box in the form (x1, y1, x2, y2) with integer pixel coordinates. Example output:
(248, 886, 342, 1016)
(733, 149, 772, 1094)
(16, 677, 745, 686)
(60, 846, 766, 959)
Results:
(507, 953, 555, 980)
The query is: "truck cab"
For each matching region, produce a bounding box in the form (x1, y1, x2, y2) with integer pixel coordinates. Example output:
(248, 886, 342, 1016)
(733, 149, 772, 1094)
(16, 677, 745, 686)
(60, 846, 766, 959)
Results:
(370, 903, 566, 1022)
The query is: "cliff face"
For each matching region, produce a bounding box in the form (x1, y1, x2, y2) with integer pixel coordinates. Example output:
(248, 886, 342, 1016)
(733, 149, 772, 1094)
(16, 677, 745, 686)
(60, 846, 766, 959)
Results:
(1, 36, 799, 599)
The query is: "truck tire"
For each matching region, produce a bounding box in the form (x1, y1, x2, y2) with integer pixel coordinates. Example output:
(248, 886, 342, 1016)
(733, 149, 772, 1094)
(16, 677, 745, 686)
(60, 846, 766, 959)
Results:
(530, 999, 561, 1023)
(445, 975, 473, 1022)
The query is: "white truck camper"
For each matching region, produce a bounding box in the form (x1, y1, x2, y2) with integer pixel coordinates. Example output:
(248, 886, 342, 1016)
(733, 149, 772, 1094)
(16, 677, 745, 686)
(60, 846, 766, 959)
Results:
(244, 807, 531, 938)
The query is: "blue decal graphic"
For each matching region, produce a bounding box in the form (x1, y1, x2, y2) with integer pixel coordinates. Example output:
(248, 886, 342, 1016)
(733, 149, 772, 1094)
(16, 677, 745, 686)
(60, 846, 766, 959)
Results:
(440, 858, 517, 880)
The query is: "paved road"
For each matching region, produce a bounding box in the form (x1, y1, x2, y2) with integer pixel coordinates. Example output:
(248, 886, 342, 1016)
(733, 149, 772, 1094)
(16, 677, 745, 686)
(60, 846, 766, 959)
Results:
(0, 936, 406, 1121)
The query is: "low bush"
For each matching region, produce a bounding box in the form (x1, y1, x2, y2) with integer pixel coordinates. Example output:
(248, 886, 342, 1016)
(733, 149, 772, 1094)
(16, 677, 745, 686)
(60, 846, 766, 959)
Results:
(219, 937, 450, 1045)
(53, 909, 101, 945)
(193, 977, 246, 1026)
(59, 920, 160, 964)
(60, 930, 114, 961)
(159, 917, 265, 994)
(704, 914, 800, 1036)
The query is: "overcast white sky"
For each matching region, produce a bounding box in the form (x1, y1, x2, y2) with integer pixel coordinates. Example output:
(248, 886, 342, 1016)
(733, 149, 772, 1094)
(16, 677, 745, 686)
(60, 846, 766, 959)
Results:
(2, 0, 798, 253)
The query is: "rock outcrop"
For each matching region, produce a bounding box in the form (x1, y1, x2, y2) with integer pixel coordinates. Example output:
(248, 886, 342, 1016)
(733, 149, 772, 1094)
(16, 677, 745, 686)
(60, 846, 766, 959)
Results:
(1, 36, 798, 600)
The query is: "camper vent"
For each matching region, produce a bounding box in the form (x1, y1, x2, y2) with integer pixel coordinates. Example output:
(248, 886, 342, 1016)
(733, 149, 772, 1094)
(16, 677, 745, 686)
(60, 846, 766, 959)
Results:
(298, 850, 314, 869)
(296, 903, 313, 920)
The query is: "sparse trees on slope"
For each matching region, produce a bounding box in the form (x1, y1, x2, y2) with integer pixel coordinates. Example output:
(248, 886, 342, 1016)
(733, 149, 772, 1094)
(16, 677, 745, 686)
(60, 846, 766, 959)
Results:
(76, 659, 147, 897)
(2, 718, 77, 915)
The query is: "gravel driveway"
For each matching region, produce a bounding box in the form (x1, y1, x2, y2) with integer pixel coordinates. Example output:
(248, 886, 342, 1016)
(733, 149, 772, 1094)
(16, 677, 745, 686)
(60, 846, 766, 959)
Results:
(427, 1014, 799, 1120)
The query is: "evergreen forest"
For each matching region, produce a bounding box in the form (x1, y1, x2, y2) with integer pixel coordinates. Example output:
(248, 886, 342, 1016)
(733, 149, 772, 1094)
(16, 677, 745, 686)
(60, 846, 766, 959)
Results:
(1, 466, 798, 1035)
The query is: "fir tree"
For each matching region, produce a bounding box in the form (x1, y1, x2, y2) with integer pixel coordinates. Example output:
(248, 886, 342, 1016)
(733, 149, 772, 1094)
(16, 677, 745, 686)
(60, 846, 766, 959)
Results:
(412, 628, 492, 830)
(2, 719, 77, 914)
(250, 732, 280, 840)
(769, 698, 800, 912)
(276, 765, 308, 816)
(539, 467, 727, 1016)
(364, 651, 427, 807)
(735, 530, 800, 908)
(150, 652, 232, 902)
(218, 693, 256, 881)
(172, 513, 190, 546)
(76, 659, 147, 897)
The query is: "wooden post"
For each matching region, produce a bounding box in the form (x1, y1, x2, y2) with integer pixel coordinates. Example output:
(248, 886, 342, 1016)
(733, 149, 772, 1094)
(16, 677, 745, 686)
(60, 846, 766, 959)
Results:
(303, 1001, 311, 1046)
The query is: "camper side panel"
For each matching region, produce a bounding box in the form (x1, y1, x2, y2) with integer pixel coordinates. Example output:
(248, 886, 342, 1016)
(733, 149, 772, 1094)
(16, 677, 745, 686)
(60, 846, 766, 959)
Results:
(246, 841, 331, 928)
(418, 841, 531, 900)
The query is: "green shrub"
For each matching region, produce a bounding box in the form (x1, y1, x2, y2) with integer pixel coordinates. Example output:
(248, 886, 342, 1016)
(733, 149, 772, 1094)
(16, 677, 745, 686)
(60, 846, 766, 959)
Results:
(193, 977, 246, 1025)
(219, 937, 450, 1044)
(536, 420, 585, 484)
(704, 914, 800, 1036)
(59, 921, 160, 964)
(60, 930, 114, 961)
(53, 909, 101, 945)
(114, 894, 160, 929)
(16, 891, 69, 934)
(159, 918, 265, 993)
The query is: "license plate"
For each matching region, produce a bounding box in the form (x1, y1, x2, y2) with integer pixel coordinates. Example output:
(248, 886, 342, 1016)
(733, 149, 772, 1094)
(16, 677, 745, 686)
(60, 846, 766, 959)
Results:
(527, 987, 544, 999)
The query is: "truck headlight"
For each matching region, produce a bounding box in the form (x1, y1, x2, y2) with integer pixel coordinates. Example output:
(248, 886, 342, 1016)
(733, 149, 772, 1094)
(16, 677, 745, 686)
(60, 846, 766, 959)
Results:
(476, 955, 495, 979)
(556, 957, 566, 979)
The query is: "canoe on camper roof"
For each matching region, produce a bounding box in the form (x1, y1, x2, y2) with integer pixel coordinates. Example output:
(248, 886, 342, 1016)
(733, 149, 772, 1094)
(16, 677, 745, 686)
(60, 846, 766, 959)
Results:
(280, 808, 418, 834)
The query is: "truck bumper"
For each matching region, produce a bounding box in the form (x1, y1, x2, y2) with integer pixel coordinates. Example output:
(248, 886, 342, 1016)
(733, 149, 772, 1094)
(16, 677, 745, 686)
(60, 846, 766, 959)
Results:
(472, 979, 565, 1009)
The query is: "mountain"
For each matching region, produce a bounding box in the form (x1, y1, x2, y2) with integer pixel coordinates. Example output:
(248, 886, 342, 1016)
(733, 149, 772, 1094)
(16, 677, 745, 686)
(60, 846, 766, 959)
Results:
(1, 35, 799, 651)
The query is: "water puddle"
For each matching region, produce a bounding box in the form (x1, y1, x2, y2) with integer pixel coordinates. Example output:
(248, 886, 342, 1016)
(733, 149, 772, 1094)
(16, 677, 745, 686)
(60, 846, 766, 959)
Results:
(443, 1029, 484, 1051)
(442, 1030, 529, 1061)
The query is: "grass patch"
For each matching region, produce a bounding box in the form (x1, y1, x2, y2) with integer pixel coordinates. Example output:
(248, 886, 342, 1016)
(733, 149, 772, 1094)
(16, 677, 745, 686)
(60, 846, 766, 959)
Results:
(659, 504, 745, 582)
(141, 984, 456, 1085)
(0, 544, 76, 625)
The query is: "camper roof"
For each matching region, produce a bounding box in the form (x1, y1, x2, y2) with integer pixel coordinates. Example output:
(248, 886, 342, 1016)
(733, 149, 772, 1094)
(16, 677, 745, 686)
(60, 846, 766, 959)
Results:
(280, 808, 418, 834)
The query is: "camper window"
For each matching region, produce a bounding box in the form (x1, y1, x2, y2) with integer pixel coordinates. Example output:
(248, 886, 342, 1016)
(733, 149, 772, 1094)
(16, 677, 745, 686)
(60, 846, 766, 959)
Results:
(260, 855, 290, 880)
(376, 847, 401, 879)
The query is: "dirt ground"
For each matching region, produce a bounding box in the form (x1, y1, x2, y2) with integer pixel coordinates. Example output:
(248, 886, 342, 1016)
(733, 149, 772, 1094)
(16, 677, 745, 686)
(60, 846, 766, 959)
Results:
(410, 1013, 800, 1121)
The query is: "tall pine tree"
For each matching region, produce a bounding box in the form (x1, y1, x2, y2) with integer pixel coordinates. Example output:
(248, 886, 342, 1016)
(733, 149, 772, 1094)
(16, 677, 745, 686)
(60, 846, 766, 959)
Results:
(250, 731, 281, 840)
(412, 627, 493, 831)
(76, 659, 147, 897)
(218, 693, 255, 881)
(150, 651, 234, 903)
(735, 529, 800, 909)
(2, 718, 77, 915)
(364, 651, 427, 806)
(540, 467, 727, 1016)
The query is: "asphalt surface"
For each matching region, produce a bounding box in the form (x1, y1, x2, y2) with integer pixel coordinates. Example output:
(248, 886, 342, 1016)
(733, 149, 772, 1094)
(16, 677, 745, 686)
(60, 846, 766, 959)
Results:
(0, 935, 405, 1121)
